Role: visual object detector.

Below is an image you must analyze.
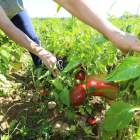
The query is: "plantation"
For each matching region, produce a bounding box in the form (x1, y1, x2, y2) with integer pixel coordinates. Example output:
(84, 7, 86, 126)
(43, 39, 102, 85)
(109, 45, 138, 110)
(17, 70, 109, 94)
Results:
(0, 13, 140, 140)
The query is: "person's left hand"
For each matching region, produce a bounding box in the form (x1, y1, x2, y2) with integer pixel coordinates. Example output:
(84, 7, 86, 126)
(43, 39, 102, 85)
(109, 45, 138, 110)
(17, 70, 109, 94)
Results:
(39, 50, 59, 78)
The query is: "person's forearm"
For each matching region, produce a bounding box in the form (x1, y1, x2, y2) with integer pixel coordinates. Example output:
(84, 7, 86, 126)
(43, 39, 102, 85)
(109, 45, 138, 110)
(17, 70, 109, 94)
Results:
(53, 0, 121, 40)
(53, 0, 140, 54)
(0, 6, 45, 58)
(0, 5, 58, 76)
(0, 20, 45, 58)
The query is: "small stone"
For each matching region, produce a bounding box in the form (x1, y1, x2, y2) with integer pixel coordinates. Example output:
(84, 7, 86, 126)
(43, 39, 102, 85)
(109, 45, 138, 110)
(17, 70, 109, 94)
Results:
(14, 95, 21, 101)
(54, 121, 63, 130)
(1, 121, 9, 130)
(62, 123, 69, 131)
(53, 107, 59, 116)
(32, 93, 39, 102)
(27, 90, 34, 99)
(61, 123, 70, 135)
(78, 116, 87, 127)
(0, 115, 3, 122)
(48, 101, 57, 110)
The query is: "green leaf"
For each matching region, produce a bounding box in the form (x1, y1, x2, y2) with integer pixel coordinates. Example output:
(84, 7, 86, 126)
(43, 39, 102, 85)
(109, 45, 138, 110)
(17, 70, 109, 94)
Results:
(78, 106, 85, 115)
(12, 62, 22, 70)
(133, 136, 140, 140)
(1, 135, 9, 140)
(103, 101, 135, 131)
(20, 127, 29, 137)
(51, 77, 63, 91)
(101, 126, 117, 140)
(11, 51, 21, 61)
(108, 55, 116, 66)
(35, 79, 40, 87)
(138, 33, 140, 40)
(90, 34, 96, 45)
(136, 89, 140, 99)
(63, 60, 80, 72)
(37, 67, 43, 78)
(60, 88, 70, 106)
(105, 57, 140, 81)
(38, 70, 50, 80)
(5, 73, 16, 80)
(66, 106, 75, 120)
(84, 126, 93, 135)
(85, 104, 92, 115)
(126, 24, 133, 33)
(0, 64, 7, 74)
(94, 36, 108, 44)
(53, 90, 59, 101)
(58, 99, 64, 111)
(57, 4, 61, 13)
(71, 68, 81, 78)
(137, 125, 140, 136)
(70, 125, 76, 132)
(1, 49, 10, 59)
(1, 55, 9, 66)
(134, 76, 140, 90)
(9, 119, 16, 131)
(119, 79, 133, 96)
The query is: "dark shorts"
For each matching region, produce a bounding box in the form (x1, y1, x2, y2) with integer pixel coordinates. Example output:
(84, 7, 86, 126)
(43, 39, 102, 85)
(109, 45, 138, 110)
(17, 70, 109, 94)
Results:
(10, 9, 42, 68)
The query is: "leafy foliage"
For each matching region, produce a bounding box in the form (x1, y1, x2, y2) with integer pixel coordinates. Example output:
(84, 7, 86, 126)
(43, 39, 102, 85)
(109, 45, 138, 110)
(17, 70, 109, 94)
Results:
(0, 13, 140, 140)
(103, 101, 137, 131)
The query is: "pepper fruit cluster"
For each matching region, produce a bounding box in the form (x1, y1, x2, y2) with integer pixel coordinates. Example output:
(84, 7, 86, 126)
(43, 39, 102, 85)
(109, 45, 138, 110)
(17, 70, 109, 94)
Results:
(69, 72, 119, 106)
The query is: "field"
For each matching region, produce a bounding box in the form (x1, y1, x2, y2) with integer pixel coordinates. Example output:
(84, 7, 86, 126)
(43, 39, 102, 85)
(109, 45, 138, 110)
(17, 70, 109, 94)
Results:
(0, 13, 140, 140)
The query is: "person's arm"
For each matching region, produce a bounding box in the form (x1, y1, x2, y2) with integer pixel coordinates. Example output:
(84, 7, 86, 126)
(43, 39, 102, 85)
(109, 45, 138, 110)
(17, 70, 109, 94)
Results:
(0, 6, 58, 77)
(53, 0, 140, 54)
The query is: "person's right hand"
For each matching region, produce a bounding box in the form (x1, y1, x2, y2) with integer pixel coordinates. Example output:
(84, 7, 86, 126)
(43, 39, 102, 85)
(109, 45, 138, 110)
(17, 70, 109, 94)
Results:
(53, 0, 140, 55)
(108, 31, 140, 55)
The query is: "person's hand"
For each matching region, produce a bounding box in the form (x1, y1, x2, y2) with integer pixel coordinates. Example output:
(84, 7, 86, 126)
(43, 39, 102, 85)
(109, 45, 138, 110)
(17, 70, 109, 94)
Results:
(39, 50, 59, 78)
(110, 31, 140, 55)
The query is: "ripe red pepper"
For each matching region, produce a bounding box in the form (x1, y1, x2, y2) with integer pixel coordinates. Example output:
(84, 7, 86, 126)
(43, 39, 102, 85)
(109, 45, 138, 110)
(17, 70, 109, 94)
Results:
(87, 118, 96, 125)
(40, 89, 49, 96)
(69, 83, 87, 106)
(86, 74, 119, 100)
(75, 70, 85, 80)
(77, 63, 87, 70)
(67, 42, 70, 46)
(77, 63, 82, 68)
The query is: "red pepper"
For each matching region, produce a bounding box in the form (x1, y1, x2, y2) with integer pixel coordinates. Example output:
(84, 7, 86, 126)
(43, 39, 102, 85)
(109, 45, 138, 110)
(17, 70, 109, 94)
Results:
(75, 70, 85, 80)
(40, 89, 49, 96)
(77, 63, 87, 70)
(67, 42, 70, 46)
(87, 118, 96, 125)
(69, 83, 87, 106)
(86, 74, 119, 100)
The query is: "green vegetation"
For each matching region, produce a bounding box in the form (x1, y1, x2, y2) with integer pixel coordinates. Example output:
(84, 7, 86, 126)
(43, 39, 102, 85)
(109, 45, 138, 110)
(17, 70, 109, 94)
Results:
(0, 13, 140, 140)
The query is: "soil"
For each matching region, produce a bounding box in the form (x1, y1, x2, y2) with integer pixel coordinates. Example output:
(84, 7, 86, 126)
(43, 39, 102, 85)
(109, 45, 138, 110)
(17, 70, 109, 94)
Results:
(0, 54, 106, 140)
(0, 93, 105, 140)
